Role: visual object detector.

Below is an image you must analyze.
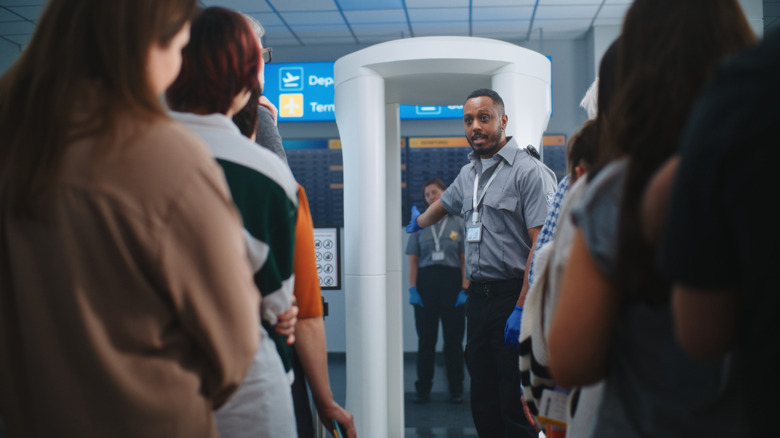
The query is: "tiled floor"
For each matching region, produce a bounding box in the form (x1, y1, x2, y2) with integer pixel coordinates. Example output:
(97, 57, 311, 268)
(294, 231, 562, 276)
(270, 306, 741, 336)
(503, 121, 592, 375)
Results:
(327, 352, 478, 437)
(0, 354, 540, 438)
(327, 352, 546, 437)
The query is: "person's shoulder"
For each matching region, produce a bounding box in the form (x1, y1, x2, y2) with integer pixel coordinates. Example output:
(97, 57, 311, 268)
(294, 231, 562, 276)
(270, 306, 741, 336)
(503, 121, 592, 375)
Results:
(233, 138, 299, 205)
(102, 116, 230, 216)
(132, 117, 215, 172)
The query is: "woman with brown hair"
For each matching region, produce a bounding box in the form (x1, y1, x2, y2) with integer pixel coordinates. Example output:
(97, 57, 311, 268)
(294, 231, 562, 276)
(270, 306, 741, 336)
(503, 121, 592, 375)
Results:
(548, 0, 756, 436)
(0, 1, 261, 437)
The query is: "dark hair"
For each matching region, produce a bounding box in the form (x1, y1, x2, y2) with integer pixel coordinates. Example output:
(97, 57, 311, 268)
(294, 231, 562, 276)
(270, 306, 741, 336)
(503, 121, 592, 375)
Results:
(610, 0, 756, 304)
(422, 177, 447, 207)
(166, 6, 261, 115)
(586, 38, 620, 181)
(0, 0, 197, 218)
(597, 39, 619, 124)
(566, 119, 599, 182)
(465, 88, 505, 115)
(233, 87, 261, 139)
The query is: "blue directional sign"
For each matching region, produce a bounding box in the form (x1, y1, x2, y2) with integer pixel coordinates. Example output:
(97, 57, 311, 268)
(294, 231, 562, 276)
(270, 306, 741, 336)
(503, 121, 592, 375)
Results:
(264, 59, 551, 121)
(263, 61, 465, 122)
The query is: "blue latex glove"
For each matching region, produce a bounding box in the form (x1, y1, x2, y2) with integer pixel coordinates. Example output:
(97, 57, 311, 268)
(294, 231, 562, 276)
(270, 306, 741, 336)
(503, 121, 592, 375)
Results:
(455, 290, 468, 308)
(405, 206, 423, 233)
(409, 286, 424, 307)
(504, 305, 523, 347)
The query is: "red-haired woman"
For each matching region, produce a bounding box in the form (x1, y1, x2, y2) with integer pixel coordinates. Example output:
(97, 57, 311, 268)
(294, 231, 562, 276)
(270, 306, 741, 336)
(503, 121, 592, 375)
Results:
(166, 6, 298, 438)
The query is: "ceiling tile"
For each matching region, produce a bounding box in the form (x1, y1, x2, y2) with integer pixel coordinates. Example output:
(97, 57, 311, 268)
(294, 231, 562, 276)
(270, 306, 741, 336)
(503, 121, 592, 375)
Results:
(0, 0, 44, 6)
(335, 0, 402, 10)
(408, 8, 468, 22)
(473, 6, 535, 21)
(269, 0, 338, 12)
(597, 3, 630, 19)
(0, 8, 17, 21)
(3, 32, 31, 46)
(527, 28, 587, 40)
(297, 35, 356, 45)
(472, 20, 529, 35)
(406, 0, 468, 7)
(351, 21, 409, 34)
(343, 9, 407, 23)
(472, 0, 536, 6)
(6, 5, 41, 20)
(247, 12, 285, 28)
(290, 23, 352, 39)
(280, 11, 344, 25)
(531, 18, 592, 32)
(534, 5, 600, 20)
(410, 21, 469, 36)
(592, 16, 623, 26)
(541, 0, 603, 4)
(200, 0, 273, 13)
(0, 20, 33, 33)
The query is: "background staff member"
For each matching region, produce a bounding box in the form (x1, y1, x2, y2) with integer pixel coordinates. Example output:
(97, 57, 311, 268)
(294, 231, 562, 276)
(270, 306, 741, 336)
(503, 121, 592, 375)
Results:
(407, 88, 556, 437)
(406, 178, 468, 405)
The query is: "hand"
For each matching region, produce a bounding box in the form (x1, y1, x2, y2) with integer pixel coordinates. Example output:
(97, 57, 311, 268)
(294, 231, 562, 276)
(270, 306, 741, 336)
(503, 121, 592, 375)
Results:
(405, 206, 423, 233)
(503, 305, 523, 347)
(317, 400, 356, 438)
(455, 290, 468, 308)
(409, 286, 423, 307)
(258, 95, 278, 124)
(275, 302, 299, 345)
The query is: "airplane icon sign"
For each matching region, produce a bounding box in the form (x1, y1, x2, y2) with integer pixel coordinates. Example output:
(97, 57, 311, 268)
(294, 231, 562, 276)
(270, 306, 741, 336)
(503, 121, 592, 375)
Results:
(279, 67, 303, 91)
(279, 94, 304, 118)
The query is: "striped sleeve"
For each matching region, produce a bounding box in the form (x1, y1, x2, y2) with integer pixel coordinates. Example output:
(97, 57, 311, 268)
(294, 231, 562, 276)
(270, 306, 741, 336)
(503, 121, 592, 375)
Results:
(217, 159, 297, 324)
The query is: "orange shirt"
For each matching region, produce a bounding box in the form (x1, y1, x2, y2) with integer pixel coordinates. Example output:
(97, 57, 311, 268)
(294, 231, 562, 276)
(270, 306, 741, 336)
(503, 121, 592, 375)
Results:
(294, 184, 324, 318)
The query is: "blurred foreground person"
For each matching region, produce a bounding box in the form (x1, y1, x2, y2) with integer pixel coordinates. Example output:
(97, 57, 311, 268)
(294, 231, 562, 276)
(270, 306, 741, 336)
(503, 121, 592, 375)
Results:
(0, 0, 262, 437)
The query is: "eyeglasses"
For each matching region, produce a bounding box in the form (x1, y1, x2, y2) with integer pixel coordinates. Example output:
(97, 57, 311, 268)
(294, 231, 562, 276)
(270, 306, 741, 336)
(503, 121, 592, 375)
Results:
(262, 47, 273, 64)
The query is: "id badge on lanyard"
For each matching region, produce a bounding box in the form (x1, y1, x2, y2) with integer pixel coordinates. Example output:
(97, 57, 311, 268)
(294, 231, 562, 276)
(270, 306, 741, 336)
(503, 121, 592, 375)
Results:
(466, 221, 482, 242)
(431, 217, 449, 258)
(467, 161, 504, 243)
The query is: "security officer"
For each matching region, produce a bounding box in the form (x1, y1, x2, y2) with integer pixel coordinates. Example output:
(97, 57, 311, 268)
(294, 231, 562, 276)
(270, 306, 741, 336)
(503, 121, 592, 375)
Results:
(406, 88, 556, 437)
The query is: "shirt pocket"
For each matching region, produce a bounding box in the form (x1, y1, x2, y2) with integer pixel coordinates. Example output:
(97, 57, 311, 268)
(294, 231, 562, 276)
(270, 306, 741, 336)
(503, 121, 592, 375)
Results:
(481, 191, 518, 233)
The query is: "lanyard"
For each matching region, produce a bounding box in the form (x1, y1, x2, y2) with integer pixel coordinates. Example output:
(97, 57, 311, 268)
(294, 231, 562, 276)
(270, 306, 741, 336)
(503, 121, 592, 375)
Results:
(430, 216, 449, 252)
(471, 160, 505, 224)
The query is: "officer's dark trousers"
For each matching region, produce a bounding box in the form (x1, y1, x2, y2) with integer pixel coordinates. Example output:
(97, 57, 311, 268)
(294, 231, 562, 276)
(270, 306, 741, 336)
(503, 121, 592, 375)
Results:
(414, 265, 466, 396)
(465, 278, 537, 438)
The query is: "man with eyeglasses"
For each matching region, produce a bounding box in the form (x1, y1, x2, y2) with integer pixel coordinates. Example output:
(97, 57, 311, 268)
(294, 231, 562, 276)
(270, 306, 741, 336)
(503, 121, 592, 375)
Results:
(241, 13, 357, 438)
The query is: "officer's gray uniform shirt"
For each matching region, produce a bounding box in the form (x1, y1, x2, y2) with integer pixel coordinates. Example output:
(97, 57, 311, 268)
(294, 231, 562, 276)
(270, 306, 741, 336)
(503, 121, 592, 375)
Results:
(405, 215, 465, 269)
(439, 137, 557, 282)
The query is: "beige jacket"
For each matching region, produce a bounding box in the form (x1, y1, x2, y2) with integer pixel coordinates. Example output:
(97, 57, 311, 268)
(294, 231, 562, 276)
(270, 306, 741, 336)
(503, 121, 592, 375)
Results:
(0, 116, 260, 437)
